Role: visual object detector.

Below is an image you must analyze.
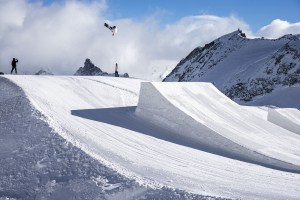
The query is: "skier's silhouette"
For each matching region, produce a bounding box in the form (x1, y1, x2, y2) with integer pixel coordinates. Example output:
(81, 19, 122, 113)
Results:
(115, 63, 119, 77)
(11, 58, 18, 74)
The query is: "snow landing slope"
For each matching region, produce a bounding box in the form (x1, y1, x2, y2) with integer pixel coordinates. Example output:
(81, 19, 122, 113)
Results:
(3, 75, 300, 199)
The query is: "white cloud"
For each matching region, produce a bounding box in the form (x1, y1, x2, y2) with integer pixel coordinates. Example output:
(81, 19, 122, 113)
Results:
(0, 0, 253, 80)
(257, 19, 300, 39)
(0, 0, 107, 74)
(0, 0, 27, 36)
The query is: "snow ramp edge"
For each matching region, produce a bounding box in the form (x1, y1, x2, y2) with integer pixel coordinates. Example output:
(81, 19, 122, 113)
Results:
(135, 82, 300, 173)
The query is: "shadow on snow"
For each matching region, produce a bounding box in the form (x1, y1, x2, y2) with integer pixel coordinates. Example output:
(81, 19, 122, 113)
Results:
(71, 106, 300, 174)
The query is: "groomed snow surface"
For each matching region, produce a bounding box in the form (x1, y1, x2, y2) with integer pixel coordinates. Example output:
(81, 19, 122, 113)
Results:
(1, 75, 300, 200)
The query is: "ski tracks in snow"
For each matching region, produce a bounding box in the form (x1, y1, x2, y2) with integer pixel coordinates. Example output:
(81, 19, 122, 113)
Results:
(2, 76, 300, 199)
(0, 76, 228, 199)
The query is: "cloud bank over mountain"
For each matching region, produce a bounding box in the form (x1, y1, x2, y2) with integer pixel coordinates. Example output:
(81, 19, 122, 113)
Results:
(257, 19, 300, 38)
(0, 0, 299, 80)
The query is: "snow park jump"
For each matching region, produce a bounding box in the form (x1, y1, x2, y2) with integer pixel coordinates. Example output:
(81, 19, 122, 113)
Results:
(1, 75, 300, 199)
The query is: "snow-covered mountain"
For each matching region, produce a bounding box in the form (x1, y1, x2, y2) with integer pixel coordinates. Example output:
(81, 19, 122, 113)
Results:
(74, 58, 129, 78)
(163, 30, 300, 105)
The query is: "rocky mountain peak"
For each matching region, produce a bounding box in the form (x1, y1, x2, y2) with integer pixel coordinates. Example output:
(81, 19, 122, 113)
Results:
(74, 59, 106, 76)
(84, 59, 100, 70)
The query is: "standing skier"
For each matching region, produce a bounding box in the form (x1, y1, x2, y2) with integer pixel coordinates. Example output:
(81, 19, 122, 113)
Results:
(11, 58, 18, 74)
(115, 63, 119, 77)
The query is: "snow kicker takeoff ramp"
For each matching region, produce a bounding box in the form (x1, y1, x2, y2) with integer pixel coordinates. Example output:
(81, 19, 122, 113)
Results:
(4, 76, 300, 199)
(136, 82, 300, 173)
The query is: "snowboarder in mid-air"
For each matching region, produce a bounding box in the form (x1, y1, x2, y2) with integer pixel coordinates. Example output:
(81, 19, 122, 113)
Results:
(11, 58, 18, 74)
(104, 23, 117, 36)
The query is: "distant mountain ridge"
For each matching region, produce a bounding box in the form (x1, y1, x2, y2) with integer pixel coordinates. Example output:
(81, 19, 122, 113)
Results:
(163, 30, 300, 103)
(35, 69, 53, 75)
(74, 59, 129, 77)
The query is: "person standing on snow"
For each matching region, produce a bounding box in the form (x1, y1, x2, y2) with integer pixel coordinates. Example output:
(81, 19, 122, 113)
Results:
(115, 63, 119, 77)
(11, 58, 18, 74)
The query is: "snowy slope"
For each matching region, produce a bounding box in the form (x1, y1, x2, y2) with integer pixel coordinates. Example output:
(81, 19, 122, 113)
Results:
(163, 30, 300, 107)
(2, 75, 300, 199)
(0, 77, 136, 200)
(0, 76, 210, 200)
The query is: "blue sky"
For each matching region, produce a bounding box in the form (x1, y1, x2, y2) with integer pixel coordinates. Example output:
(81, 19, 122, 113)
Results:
(40, 0, 300, 32)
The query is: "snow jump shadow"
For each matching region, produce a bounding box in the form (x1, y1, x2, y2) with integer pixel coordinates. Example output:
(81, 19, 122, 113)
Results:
(71, 106, 300, 174)
(71, 106, 206, 150)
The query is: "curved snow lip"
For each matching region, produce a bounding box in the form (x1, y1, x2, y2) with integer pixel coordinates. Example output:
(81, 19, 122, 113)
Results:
(147, 83, 300, 173)
(72, 82, 300, 173)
